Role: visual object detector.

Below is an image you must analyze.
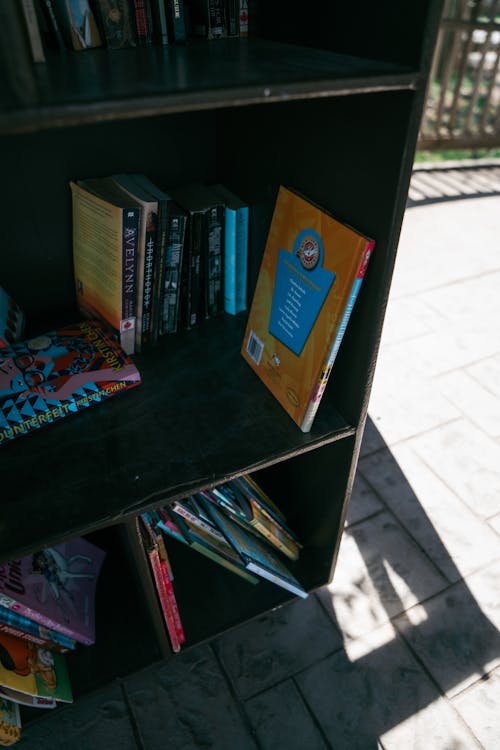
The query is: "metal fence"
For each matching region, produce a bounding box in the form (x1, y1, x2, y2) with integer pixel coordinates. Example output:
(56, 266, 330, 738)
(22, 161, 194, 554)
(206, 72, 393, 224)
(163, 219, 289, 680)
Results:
(418, 0, 500, 150)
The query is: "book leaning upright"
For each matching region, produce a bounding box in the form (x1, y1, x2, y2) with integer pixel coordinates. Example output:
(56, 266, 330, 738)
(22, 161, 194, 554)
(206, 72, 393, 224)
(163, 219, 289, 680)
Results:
(241, 185, 375, 432)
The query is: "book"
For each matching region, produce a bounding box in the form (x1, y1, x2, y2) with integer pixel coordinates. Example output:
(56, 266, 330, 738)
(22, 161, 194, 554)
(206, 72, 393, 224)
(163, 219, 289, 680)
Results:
(131, 0, 153, 44)
(166, 0, 187, 42)
(159, 199, 188, 335)
(0, 288, 25, 349)
(0, 696, 22, 746)
(241, 185, 375, 432)
(0, 320, 141, 446)
(0, 632, 72, 704)
(20, 0, 46, 63)
(93, 0, 137, 48)
(238, 0, 247, 36)
(0, 605, 75, 654)
(169, 183, 223, 328)
(197, 496, 307, 598)
(0, 685, 55, 709)
(189, 0, 226, 38)
(54, 0, 103, 49)
(209, 481, 301, 560)
(71, 177, 140, 355)
(37, 0, 67, 50)
(149, 0, 169, 44)
(138, 515, 184, 653)
(210, 184, 248, 315)
(225, 0, 239, 36)
(0, 536, 105, 646)
(111, 173, 159, 352)
(157, 507, 259, 584)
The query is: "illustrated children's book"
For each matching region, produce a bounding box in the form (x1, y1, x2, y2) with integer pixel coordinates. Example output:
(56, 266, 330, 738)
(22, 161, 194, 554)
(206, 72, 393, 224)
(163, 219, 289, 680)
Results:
(0, 696, 21, 746)
(0, 536, 106, 645)
(0, 319, 141, 445)
(241, 186, 375, 432)
(0, 631, 72, 705)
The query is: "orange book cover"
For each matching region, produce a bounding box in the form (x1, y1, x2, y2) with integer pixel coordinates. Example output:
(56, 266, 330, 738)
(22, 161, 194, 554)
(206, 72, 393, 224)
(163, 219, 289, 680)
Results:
(241, 186, 375, 432)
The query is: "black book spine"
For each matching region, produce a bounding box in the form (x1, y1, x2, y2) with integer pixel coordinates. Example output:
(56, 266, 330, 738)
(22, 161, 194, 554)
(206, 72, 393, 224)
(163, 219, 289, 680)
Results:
(166, 0, 186, 41)
(204, 203, 224, 318)
(132, 0, 152, 44)
(160, 206, 187, 335)
(207, 0, 226, 38)
(225, 0, 238, 36)
(180, 211, 203, 330)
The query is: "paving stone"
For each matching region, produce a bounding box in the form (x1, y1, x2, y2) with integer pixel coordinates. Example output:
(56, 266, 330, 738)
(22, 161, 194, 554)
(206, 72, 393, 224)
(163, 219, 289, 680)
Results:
(437, 369, 500, 438)
(244, 680, 329, 750)
(318, 511, 447, 641)
(467, 353, 500, 399)
(295, 623, 479, 750)
(378, 295, 438, 347)
(452, 667, 500, 749)
(394, 560, 500, 698)
(125, 645, 257, 750)
(345, 473, 383, 527)
(367, 345, 460, 445)
(213, 596, 342, 700)
(419, 269, 500, 329)
(19, 683, 138, 750)
(409, 419, 500, 520)
(489, 514, 500, 535)
(390, 197, 500, 299)
(359, 445, 500, 582)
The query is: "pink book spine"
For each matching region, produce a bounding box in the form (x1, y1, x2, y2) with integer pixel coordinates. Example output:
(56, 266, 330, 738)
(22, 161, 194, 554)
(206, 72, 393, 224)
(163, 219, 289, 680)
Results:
(159, 559, 185, 645)
(148, 549, 181, 653)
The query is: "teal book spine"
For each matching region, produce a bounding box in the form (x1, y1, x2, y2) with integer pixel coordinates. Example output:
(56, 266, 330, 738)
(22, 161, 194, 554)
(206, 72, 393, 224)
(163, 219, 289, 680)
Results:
(223, 207, 237, 315)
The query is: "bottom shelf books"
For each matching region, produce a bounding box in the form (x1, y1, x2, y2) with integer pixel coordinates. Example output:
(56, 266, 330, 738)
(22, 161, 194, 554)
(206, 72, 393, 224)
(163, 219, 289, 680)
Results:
(0, 696, 21, 747)
(140, 474, 307, 653)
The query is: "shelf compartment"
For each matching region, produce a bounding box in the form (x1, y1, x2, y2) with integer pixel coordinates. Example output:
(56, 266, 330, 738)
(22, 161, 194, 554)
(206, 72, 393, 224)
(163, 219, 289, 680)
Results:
(0, 314, 355, 564)
(0, 39, 418, 134)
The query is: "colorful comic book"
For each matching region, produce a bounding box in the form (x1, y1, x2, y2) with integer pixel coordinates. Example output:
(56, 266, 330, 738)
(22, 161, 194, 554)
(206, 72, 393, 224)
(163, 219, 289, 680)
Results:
(0, 319, 141, 445)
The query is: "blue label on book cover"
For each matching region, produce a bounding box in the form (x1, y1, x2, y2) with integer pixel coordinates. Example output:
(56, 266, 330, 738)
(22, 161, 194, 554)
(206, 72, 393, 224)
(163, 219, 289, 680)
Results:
(269, 229, 335, 356)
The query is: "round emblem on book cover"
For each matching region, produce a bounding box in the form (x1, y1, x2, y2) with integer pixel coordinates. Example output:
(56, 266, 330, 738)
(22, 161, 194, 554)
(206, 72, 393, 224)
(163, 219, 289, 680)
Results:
(297, 235, 320, 271)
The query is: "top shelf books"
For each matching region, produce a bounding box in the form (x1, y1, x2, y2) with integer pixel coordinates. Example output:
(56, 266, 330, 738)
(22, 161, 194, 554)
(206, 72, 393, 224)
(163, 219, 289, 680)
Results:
(0, 39, 417, 134)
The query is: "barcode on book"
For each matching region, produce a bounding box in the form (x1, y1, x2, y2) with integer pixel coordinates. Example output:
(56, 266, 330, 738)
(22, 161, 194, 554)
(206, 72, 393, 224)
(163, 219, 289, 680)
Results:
(246, 330, 264, 365)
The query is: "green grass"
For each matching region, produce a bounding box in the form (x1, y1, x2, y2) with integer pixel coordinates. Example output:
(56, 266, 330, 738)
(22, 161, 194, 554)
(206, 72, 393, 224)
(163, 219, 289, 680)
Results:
(415, 148, 500, 162)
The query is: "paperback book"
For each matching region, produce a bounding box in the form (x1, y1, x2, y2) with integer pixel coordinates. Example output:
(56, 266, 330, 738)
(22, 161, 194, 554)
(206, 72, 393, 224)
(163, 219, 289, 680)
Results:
(0, 288, 25, 349)
(0, 320, 141, 445)
(0, 537, 106, 645)
(0, 695, 21, 746)
(241, 185, 375, 432)
(0, 632, 72, 705)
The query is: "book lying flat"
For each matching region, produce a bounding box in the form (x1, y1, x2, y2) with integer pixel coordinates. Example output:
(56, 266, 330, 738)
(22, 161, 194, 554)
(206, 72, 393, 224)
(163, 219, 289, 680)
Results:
(0, 536, 106, 645)
(0, 631, 73, 704)
(198, 496, 307, 599)
(0, 319, 141, 445)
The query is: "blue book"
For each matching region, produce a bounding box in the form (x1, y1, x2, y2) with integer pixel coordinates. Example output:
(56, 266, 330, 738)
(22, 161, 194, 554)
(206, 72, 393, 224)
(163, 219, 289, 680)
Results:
(0, 603, 76, 652)
(210, 184, 249, 315)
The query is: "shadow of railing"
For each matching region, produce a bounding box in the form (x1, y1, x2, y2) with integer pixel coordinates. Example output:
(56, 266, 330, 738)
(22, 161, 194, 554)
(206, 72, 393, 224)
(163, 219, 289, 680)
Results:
(407, 161, 500, 207)
(303, 415, 500, 749)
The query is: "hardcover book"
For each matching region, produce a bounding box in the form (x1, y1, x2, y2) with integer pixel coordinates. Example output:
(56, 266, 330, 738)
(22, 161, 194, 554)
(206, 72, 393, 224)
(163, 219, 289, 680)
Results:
(55, 0, 102, 49)
(241, 185, 375, 432)
(0, 632, 72, 704)
(71, 178, 140, 355)
(0, 320, 141, 446)
(0, 537, 105, 646)
(210, 184, 248, 315)
(166, 0, 187, 41)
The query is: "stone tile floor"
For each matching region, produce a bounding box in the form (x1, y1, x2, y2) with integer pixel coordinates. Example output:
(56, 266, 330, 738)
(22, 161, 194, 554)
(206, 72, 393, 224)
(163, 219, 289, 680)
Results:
(18, 164, 500, 748)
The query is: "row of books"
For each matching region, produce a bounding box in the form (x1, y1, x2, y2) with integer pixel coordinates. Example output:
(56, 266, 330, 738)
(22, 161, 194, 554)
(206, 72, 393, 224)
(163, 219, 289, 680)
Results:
(0, 535, 105, 735)
(71, 175, 249, 356)
(139, 473, 307, 653)
(17, 0, 251, 64)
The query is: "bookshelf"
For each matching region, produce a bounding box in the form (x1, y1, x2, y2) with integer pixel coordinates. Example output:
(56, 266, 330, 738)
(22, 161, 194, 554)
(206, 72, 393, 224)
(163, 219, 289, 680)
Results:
(0, 0, 443, 711)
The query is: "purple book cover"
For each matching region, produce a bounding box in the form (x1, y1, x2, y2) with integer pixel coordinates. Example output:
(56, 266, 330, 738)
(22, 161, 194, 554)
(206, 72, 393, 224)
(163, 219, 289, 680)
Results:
(0, 537, 106, 645)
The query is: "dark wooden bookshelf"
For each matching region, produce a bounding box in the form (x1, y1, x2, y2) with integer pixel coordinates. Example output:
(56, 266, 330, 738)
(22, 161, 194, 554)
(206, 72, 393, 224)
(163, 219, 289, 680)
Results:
(0, 0, 443, 725)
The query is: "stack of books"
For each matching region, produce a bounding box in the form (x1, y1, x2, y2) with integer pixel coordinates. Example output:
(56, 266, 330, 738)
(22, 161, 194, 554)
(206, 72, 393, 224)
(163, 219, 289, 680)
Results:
(70, 175, 249, 355)
(140, 473, 306, 653)
(0, 536, 105, 721)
